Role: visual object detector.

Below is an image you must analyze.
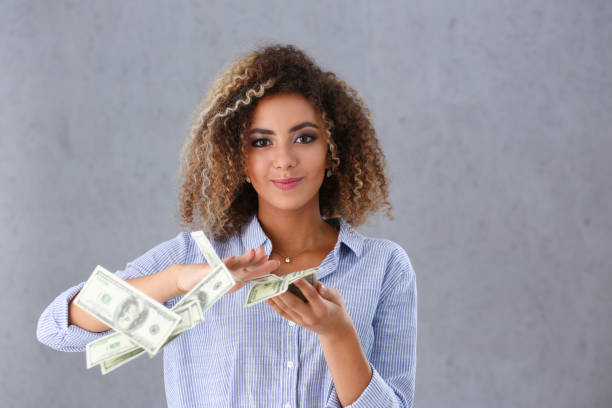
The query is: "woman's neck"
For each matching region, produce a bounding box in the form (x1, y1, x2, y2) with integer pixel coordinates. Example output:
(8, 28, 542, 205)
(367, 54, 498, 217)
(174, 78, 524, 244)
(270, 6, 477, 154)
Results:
(256, 207, 336, 256)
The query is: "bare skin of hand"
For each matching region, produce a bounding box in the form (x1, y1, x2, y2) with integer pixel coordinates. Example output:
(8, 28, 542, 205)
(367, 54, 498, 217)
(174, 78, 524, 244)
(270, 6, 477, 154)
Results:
(266, 278, 352, 339)
(176, 245, 280, 295)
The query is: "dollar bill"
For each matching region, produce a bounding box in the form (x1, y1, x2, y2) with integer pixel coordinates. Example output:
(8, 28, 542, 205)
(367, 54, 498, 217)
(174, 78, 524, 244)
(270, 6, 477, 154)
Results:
(245, 267, 319, 307)
(169, 302, 194, 334)
(283, 267, 319, 285)
(173, 262, 235, 313)
(103, 231, 232, 364)
(147, 299, 205, 358)
(174, 232, 236, 312)
(100, 348, 146, 375)
(88, 230, 233, 373)
(244, 279, 288, 307)
(92, 299, 205, 369)
(187, 298, 204, 325)
(286, 270, 319, 302)
(190, 231, 224, 268)
(86, 331, 139, 369)
(74, 265, 181, 355)
(146, 303, 190, 358)
(244, 273, 284, 285)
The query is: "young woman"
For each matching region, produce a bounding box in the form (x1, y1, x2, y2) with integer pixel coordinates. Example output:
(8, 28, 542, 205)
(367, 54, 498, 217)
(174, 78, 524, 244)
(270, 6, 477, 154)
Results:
(37, 44, 417, 408)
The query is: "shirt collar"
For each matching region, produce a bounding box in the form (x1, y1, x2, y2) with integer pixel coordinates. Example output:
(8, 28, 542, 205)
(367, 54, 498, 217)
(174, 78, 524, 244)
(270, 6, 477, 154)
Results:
(241, 214, 364, 258)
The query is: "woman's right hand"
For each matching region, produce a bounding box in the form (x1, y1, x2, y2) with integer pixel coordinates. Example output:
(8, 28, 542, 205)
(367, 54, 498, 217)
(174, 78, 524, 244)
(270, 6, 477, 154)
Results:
(176, 245, 280, 295)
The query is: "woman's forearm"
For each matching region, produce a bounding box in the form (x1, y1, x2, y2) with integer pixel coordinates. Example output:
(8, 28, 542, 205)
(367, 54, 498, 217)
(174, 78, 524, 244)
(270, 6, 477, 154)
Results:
(319, 321, 373, 407)
(68, 264, 184, 333)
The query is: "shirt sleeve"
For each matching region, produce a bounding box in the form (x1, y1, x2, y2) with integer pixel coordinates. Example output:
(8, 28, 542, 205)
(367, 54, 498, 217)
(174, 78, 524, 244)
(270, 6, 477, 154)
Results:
(327, 244, 418, 408)
(36, 231, 191, 352)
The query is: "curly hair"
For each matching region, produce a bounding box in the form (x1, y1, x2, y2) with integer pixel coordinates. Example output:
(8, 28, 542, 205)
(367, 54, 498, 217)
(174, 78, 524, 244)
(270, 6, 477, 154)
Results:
(174, 43, 393, 241)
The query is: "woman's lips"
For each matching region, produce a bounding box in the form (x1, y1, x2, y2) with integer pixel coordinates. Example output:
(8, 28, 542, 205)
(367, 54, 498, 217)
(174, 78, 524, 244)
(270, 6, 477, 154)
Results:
(271, 177, 304, 190)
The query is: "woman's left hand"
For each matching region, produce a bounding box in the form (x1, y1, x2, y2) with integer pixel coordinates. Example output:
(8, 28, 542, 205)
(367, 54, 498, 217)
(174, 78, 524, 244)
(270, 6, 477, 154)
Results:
(266, 279, 352, 338)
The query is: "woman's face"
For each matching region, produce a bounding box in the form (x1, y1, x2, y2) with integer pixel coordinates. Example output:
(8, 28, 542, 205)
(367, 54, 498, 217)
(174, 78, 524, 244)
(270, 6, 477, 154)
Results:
(245, 92, 329, 214)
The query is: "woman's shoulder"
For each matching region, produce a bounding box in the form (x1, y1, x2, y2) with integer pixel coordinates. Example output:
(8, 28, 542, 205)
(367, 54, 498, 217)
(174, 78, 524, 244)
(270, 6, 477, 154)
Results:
(158, 230, 195, 255)
(356, 231, 410, 260)
(362, 235, 406, 252)
(353, 231, 415, 277)
(129, 231, 194, 269)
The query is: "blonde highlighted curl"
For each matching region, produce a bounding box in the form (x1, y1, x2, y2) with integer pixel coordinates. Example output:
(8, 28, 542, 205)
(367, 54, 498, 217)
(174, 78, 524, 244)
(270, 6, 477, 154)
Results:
(175, 43, 393, 241)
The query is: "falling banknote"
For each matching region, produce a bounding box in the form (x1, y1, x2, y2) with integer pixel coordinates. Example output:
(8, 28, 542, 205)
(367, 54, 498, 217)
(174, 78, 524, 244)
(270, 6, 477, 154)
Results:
(85, 230, 320, 374)
(171, 232, 237, 312)
(86, 230, 236, 373)
(74, 265, 181, 355)
(86, 298, 204, 370)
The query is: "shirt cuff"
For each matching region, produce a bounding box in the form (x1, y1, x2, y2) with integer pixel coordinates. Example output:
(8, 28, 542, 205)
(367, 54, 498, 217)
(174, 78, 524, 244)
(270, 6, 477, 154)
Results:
(327, 363, 401, 408)
(37, 282, 113, 352)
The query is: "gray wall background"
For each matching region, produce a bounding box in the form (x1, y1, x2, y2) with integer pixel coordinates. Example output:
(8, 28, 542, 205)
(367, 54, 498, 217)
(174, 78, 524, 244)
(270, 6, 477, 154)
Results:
(1, 0, 610, 407)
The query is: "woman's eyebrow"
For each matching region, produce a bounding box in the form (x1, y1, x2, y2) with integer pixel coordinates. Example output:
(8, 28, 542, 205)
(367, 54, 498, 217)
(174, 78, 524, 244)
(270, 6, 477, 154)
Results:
(247, 121, 319, 136)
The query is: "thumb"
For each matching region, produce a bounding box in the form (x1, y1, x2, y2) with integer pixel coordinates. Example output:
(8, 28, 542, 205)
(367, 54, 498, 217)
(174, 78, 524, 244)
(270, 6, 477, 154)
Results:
(317, 282, 338, 302)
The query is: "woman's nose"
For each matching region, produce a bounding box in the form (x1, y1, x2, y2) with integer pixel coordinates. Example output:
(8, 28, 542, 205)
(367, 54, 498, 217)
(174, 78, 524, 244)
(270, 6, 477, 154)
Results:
(273, 143, 297, 169)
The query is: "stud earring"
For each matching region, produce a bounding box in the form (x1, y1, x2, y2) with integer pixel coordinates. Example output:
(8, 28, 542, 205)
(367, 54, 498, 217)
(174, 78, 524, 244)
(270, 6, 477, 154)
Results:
(246, 176, 251, 183)
(326, 168, 332, 178)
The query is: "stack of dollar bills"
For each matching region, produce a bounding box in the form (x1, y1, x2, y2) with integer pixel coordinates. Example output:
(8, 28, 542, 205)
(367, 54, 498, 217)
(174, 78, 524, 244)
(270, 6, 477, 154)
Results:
(76, 231, 318, 374)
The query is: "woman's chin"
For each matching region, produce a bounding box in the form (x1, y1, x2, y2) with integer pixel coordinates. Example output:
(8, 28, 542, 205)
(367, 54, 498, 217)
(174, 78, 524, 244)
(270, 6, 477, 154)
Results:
(259, 195, 318, 213)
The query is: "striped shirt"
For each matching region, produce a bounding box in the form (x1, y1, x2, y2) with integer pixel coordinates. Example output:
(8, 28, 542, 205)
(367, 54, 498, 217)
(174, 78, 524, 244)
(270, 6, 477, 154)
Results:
(37, 214, 417, 407)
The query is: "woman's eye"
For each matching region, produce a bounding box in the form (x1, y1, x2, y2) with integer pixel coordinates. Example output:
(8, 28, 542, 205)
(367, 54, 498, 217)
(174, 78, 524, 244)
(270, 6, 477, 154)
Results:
(296, 133, 317, 143)
(251, 134, 317, 147)
(251, 138, 270, 148)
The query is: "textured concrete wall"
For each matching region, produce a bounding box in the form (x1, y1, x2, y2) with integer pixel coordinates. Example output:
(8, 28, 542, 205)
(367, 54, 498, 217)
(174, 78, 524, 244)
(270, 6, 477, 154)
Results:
(2, 0, 611, 407)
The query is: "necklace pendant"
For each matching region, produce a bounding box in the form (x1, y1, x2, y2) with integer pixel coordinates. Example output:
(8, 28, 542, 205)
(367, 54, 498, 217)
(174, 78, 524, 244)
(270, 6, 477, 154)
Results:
(284, 257, 291, 263)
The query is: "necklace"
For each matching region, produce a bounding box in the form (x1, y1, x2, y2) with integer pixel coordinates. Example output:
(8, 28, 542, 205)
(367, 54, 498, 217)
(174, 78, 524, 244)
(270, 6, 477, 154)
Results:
(271, 247, 312, 263)
(270, 224, 336, 263)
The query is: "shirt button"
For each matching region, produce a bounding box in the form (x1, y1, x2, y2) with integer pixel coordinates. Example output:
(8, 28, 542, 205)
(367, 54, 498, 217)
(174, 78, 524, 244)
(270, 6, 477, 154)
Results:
(284, 404, 291, 408)
(288, 321, 296, 327)
(287, 360, 294, 368)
